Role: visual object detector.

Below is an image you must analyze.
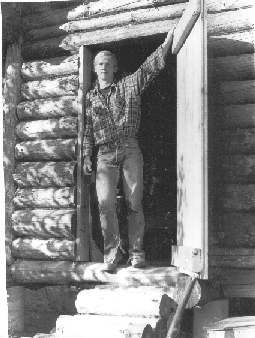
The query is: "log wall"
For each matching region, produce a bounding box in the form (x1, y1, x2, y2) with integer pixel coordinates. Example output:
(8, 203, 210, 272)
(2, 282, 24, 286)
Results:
(10, 0, 255, 281)
(207, 1, 255, 272)
(12, 11, 80, 261)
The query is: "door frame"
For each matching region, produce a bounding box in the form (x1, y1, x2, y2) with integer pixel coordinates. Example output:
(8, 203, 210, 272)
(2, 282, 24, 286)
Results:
(75, 1, 208, 278)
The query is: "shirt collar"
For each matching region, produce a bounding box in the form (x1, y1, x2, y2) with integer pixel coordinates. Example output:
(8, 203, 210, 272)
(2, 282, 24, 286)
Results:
(92, 80, 116, 95)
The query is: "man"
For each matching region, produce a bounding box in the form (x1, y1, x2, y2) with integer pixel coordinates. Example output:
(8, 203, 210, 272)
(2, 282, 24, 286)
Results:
(83, 27, 175, 271)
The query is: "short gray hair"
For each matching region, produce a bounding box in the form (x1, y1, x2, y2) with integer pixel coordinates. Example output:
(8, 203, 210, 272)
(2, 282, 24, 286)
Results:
(94, 50, 118, 69)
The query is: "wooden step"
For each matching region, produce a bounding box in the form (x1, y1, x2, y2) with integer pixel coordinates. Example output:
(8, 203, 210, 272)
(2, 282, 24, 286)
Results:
(56, 314, 158, 338)
(206, 316, 255, 338)
(75, 285, 176, 318)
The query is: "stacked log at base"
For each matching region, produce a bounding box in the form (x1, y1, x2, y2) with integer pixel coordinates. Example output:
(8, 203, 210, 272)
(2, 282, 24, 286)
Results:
(17, 95, 78, 120)
(15, 139, 76, 161)
(56, 314, 158, 338)
(206, 317, 255, 338)
(210, 247, 255, 269)
(15, 117, 77, 140)
(12, 209, 75, 239)
(21, 74, 78, 100)
(13, 187, 75, 209)
(216, 212, 255, 248)
(12, 238, 75, 260)
(13, 162, 76, 187)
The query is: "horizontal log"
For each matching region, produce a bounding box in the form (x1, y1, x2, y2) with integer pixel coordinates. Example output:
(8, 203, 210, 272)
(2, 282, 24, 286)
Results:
(12, 238, 75, 260)
(207, 0, 254, 13)
(27, 3, 185, 42)
(17, 96, 78, 121)
(15, 117, 77, 140)
(217, 212, 255, 247)
(24, 1, 254, 46)
(13, 187, 75, 209)
(222, 184, 255, 211)
(13, 161, 76, 187)
(22, 8, 254, 59)
(22, 19, 179, 60)
(211, 267, 255, 298)
(21, 55, 78, 80)
(213, 54, 255, 81)
(222, 129, 255, 154)
(11, 260, 180, 285)
(218, 104, 255, 128)
(208, 30, 254, 57)
(207, 8, 254, 36)
(22, 0, 186, 30)
(21, 1, 77, 16)
(219, 80, 255, 105)
(15, 139, 76, 161)
(76, 286, 172, 317)
(21, 74, 78, 101)
(221, 155, 255, 183)
(56, 314, 157, 338)
(210, 247, 255, 268)
(12, 209, 76, 239)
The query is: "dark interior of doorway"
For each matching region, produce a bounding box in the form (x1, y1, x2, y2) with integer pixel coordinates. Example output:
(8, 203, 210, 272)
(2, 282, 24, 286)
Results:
(90, 34, 177, 265)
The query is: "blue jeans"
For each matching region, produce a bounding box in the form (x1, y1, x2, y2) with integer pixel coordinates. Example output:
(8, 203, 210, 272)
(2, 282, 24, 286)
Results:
(96, 137, 145, 263)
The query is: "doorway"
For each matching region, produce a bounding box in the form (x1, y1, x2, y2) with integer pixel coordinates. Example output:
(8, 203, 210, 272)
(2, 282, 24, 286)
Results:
(87, 34, 177, 265)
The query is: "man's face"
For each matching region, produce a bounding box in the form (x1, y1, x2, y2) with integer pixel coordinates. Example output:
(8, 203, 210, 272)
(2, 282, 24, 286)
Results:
(94, 54, 116, 83)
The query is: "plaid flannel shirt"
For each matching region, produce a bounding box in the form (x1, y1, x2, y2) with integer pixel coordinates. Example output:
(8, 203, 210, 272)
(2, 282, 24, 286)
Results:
(83, 44, 166, 157)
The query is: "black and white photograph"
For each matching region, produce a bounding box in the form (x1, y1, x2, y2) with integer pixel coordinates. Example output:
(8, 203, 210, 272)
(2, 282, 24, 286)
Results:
(1, 0, 255, 337)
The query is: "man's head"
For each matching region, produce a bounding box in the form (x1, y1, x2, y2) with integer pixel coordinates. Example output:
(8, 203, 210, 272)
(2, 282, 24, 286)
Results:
(94, 50, 118, 84)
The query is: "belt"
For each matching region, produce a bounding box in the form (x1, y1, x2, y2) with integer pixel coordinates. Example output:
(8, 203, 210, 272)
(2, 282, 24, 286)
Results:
(98, 137, 137, 151)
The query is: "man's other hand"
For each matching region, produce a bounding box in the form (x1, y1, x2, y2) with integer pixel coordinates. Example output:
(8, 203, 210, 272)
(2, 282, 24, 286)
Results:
(83, 156, 92, 174)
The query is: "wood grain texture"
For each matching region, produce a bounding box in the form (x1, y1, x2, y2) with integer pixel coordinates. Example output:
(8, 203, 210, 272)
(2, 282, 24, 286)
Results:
(213, 54, 255, 81)
(56, 314, 158, 338)
(221, 155, 255, 183)
(211, 267, 255, 297)
(17, 95, 78, 121)
(218, 104, 255, 128)
(217, 212, 255, 247)
(76, 46, 92, 262)
(15, 139, 76, 161)
(13, 187, 75, 209)
(75, 286, 170, 317)
(21, 74, 78, 100)
(222, 129, 255, 154)
(28, 3, 185, 42)
(15, 117, 77, 140)
(207, 8, 254, 36)
(219, 80, 255, 104)
(22, 7, 254, 59)
(21, 55, 78, 80)
(3, 41, 22, 265)
(11, 260, 180, 286)
(210, 247, 255, 268)
(208, 30, 254, 57)
(207, 0, 254, 13)
(13, 161, 76, 187)
(22, 0, 187, 30)
(22, 19, 179, 60)
(222, 184, 255, 211)
(12, 209, 75, 239)
(12, 238, 75, 260)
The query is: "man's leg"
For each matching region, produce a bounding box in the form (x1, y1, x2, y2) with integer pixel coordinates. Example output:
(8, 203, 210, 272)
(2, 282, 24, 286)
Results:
(96, 152, 120, 265)
(122, 140, 146, 265)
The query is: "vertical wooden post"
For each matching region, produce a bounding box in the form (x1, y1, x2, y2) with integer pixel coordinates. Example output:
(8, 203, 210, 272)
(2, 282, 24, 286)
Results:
(76, 46, 93, 261)
(3, 41, 22, 267)
(3, 39, 23, 336)
(1, 65, 8, 338)
(193, 299, 229, 338)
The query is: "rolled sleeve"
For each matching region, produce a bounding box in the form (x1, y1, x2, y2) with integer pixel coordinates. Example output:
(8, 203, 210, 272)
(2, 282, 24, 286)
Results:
(127, 44, 166, 95)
